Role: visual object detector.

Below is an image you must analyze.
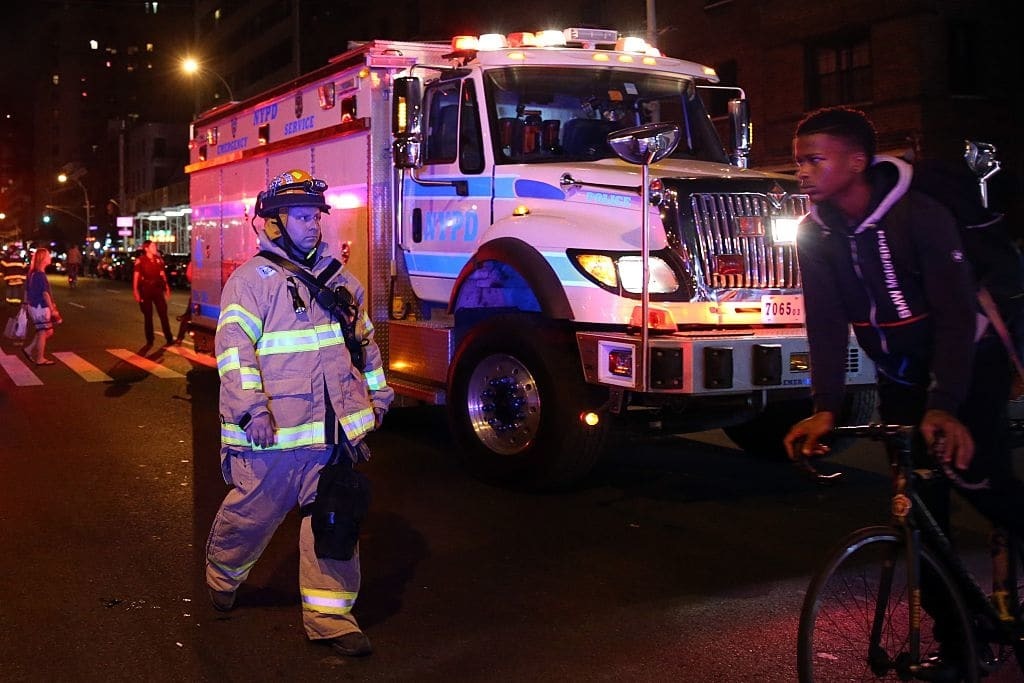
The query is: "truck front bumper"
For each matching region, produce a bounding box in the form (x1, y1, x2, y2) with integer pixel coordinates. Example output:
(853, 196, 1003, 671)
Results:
(576, 327, 875, 395)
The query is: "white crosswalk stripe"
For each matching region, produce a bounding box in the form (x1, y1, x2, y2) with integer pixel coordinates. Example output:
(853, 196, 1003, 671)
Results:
(164, 344, 217, 368)
(0, 347, 209, 385)
(106, 348, 186, 378)
(51, 351, 114, 382)
(0, 351, 43, 386)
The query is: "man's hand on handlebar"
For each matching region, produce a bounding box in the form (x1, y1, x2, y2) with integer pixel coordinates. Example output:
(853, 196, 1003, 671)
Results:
(784, 411, 836, 460)
(919, 408, 974, 470)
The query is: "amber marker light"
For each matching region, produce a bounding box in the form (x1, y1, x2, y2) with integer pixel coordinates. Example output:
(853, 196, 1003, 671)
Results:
(451, 35, 478, 51)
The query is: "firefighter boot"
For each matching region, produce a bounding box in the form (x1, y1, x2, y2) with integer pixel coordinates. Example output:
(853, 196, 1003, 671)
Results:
(328, 631, 372, 657)
(208, 587, 237, 612)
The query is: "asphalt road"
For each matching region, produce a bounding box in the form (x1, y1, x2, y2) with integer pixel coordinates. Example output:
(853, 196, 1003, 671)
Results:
(1, 274, 1021, 682)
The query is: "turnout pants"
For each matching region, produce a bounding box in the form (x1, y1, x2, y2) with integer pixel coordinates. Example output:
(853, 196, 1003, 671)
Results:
(205, 445, 363, 640)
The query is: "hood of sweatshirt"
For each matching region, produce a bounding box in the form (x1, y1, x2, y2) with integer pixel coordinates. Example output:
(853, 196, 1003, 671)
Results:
(808, 155, 914, 236)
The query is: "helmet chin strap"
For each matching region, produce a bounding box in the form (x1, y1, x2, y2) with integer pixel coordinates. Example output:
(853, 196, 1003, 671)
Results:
(269, 215, 321, 266)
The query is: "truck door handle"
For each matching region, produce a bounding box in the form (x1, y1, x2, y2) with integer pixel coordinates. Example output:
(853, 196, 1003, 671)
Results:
(412, 208, 422, 243)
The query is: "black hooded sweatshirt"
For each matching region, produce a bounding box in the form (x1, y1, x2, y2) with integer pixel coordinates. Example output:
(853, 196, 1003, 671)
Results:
(796, 155, 979, 416)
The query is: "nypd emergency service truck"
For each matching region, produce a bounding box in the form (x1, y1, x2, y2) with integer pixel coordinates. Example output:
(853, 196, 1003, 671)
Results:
(185, 28, 875, 489)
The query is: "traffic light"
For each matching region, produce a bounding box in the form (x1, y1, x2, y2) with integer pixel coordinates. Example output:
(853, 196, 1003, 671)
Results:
(42, 213, 51, 224)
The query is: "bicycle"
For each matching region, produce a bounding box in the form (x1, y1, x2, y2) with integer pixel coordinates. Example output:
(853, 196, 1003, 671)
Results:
(796, 423, 1024, 682)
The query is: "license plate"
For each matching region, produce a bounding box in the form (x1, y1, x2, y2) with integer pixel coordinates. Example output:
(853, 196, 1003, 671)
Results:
(761, 294, 804, 323)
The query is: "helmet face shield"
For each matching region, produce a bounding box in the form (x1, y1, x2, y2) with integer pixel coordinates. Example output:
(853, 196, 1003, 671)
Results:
(255, 169, 330, 217)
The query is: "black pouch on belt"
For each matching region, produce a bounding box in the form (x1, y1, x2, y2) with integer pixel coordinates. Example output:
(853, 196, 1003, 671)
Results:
(301, 444, 371, 560)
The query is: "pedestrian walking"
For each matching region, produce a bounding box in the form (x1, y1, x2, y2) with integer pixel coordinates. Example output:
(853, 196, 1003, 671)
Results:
(132, 240, 173, 346)
(22, 247, 62, 365)
(205, 169, 394, 658)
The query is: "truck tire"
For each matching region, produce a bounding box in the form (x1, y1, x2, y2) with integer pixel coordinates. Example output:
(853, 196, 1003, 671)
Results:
(723, 386, 877, 460)
(447, 313, 608, 490)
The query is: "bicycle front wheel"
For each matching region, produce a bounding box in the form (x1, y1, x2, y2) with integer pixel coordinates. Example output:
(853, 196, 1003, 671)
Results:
(797, 526, 979, 682)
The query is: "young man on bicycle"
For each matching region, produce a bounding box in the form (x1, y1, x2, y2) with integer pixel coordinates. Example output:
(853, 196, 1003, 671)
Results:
(783, 107, 1024, 672)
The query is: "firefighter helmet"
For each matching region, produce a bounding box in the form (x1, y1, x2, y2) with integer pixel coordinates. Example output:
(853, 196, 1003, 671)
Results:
(254, 169, 330, 218)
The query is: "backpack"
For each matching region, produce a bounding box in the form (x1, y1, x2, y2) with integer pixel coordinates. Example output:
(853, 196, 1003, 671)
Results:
(911, 158, 1022, 313)
(909, 154, 1024, 393)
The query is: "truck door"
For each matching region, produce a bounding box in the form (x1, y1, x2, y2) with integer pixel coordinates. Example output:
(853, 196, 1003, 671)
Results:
(401, 77, 487, 303)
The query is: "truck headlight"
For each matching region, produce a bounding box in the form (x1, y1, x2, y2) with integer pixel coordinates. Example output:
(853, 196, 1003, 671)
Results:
(771, 217, 802, 245)
(572, 253, 680, 294)
(615, 256, 679, 293)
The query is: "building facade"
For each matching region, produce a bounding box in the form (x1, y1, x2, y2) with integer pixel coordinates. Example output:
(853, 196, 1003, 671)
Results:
(3, 1, 1020, 251)
(22, 1, 192, 250)
(653, 0, 1021, 221)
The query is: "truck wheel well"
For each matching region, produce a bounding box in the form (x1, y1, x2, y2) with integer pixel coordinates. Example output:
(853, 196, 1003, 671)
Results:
(448, 237, 573, 321)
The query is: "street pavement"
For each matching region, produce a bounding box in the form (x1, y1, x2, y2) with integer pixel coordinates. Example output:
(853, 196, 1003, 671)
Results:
(1, 275, 1021, 682)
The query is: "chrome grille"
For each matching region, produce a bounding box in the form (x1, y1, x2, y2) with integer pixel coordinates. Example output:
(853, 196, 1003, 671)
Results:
(690, 192, 809, 289)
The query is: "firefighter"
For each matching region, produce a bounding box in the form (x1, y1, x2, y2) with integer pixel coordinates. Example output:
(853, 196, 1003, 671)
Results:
(205, 169, 393, 657)
(2, 247, 28, 305)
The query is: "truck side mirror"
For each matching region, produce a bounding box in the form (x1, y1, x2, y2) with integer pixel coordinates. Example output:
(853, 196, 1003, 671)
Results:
(607, 123, 681, 166)
(964, 139, 1000, 208)
(728, 98, 751, 168)
(392, 76, 423, 169)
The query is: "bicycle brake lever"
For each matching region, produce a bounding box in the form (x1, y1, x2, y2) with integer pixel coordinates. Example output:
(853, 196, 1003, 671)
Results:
(792, 440, 844, 485)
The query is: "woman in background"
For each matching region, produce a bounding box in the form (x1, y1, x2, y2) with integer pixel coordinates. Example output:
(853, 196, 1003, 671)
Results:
(23, 247, 62, 365)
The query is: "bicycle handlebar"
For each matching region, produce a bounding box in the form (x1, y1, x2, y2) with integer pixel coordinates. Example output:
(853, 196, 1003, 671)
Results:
(830, 423, 915, 441)
(793, 423, 917, 485)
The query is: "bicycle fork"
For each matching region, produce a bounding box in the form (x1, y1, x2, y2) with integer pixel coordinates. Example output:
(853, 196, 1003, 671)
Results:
(989, 528, 1016, 623)
(868, 433, 928, 675)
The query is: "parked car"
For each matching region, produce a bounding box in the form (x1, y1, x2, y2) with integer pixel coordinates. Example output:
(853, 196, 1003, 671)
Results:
(46, 253, 66, 274)
(164, 253, 191, 289)
(96, 250, 133, 280)
(95, 252, 115, 279)
(115, 251, 140, 282)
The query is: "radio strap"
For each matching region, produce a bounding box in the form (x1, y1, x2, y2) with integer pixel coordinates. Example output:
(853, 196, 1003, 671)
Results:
(258, 251, 365, 368)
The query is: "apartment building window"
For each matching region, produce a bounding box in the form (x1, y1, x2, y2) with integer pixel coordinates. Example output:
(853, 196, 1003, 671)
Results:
(807, 33, 871, 107)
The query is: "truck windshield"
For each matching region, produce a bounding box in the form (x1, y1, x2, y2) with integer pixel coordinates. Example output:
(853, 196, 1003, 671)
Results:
(482, 66, 729, 165)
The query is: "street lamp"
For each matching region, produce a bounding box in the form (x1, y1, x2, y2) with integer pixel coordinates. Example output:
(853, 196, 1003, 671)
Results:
(57, 170, 91, 238)
(182, 57, 235, 103)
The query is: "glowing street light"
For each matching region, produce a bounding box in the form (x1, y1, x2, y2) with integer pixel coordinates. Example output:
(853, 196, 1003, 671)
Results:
(181, 57, 235, 102)
(58, 170, 92, 236)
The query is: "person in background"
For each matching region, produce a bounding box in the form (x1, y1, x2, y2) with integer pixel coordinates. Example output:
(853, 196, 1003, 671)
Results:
(205, 169, 393, 658)
(22, 247, 62, 365)
(174, 257, 193, 345)
(65, 244, 82, 288)
(783, 106, 1024, 676)
(2, 247, 28, 305)
(2, 247, 29, 346)
(132, 239, 173, 346)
